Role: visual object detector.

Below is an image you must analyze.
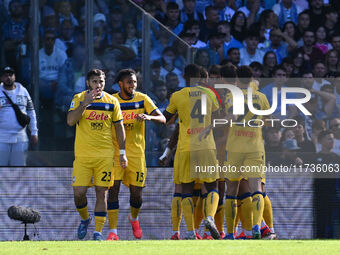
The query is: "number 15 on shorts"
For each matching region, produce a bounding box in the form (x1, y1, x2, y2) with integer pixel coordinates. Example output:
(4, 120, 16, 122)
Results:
(136, 172, 144, 183)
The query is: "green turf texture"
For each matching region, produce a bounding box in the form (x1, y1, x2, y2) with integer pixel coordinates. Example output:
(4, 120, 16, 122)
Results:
(1, 240, 340, 255)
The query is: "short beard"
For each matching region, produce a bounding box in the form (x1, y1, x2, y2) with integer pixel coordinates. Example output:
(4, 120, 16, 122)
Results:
(123, 87, 134, 98)
(3, 81, 14, 89)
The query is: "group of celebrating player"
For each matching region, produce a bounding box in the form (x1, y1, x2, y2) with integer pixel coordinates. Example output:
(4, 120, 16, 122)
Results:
(67, 63, 277, 241)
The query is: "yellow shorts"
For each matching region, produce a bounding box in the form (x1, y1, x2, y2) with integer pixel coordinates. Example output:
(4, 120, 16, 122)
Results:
(114, 156, 147, 187)
(222, 151, 265, 181)
(175, 149, 219, 184)
(72, 157, 114, 187)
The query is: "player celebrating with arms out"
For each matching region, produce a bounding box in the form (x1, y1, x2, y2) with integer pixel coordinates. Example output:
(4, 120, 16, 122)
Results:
(107, 69, 166, 240)
(67, 69, 127, 241)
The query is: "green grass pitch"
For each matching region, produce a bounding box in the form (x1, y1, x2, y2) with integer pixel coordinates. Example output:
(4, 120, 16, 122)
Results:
(1, 240, 340, 255)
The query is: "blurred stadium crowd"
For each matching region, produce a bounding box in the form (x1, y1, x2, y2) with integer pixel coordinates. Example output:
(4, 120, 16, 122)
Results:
(0, 0, 339, 166)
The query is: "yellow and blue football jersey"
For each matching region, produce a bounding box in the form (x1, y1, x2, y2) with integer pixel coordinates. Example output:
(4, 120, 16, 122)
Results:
(69, 91, 123, 158)
(112, 92, 158, 157)
(166, 86, 219, 152)
(225, 88, 270, 153)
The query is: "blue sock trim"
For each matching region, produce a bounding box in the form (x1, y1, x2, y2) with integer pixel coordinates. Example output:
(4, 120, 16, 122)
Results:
(263, 192, 267, 198)
(202, 193, 208, 198)
(193, 189, 201, 196)
(207, 189, 218, 194)
(94, 212, 107, 217)
(107, 201, 119, 210)
(182, 193, 193, 199)
(130, 200, 142, 209)
(218, 199, 224, 206)
(76, 202, 87, 209)
(239, 192, 252, 200)
(252, 191, 263, 197)
(225, 195, 237, 200)
(173, 193, 182, 198)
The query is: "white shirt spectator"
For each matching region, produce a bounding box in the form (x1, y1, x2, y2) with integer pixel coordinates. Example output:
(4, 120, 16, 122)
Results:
(0, 82, 38, 143)
(239, 47, 265, 66)
(312, 79, 331, 91)
(192, 40, 207, 49)
(39, 45, 67, 81)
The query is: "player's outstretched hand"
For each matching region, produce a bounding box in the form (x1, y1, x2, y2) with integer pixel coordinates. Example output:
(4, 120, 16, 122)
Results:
(136, 113, 151, 122)
(120, 154, 128, 169)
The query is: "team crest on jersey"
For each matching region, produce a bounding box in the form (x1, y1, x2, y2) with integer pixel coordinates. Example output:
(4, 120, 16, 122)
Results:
(70, 101, 75, 109)
(135, 102, 139, 109)
(105, 104, 110, 111)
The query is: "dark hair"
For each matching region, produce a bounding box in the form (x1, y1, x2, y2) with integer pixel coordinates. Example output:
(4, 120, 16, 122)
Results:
(208, 65, 221, 76)
(301, 69, 313, 76)
(312, 119, 326, 131)
(184, 20, 200, 31)
(303, 29, 314, 36)
(86, 69, 105, 81)
(220, 64, 237, 83)
(217, 20, 230, 29)
(237, 66, 253, 85)
(298, 10, 310, 19)
(250, 61, 263, 71)
(245, 29, 260, 40)
(167, 2, 179, 10)
(205, 5, 217, 14)
(259, 9, 274, 26)
(115, 68, 136, 83)
(184, 64, 201, 79)
(318, 130, 333, 143)
(272, 64, 287, 75)
(227, 47, 239, 56)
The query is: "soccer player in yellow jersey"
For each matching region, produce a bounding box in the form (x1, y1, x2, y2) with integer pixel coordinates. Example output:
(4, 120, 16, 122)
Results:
(106, 69, 166, 240)
(67, 69, 127, 241)
(222, 66, 271, 239)
(164, 64, 221, 240)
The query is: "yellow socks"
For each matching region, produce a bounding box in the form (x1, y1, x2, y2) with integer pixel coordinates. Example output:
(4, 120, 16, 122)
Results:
(204, 190, 219, 218)
(171, 193, 182, 231)
(225, 195, 237, 234)
(130, 200, 142, 219)
(263, 193, 274, 229)
(239, 193, 252, 232)
(182, 194, 195, 231)
(94, 212, 106, 232)
(214, 200, 224, 233)
(76, 203, 89, 220)
(252, 192, 264, 227)
(107, 201, 119, 230)
(194, 195, 204, 229)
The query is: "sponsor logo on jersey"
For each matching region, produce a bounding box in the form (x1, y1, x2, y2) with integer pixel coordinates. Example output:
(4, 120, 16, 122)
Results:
(86, 111, 109, 121)
(122, 111, 138, 120)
